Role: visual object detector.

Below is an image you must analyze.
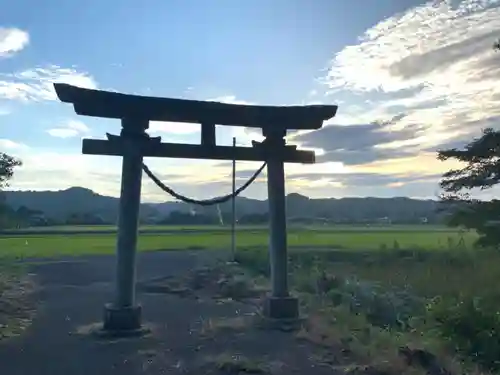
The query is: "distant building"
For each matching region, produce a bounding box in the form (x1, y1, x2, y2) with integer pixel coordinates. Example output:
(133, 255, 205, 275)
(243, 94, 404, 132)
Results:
(376, 217, 392, 224)
(28, 213, 47, 226)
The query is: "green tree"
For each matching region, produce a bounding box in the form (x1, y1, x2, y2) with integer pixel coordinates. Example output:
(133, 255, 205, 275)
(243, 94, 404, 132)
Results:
(0, 152, 22, 229)
(0, 152, 22, 188)
(438, 128, 500, 247)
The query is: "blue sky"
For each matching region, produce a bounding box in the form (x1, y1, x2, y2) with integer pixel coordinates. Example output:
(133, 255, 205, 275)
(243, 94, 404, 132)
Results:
(1, 0, 499, 202)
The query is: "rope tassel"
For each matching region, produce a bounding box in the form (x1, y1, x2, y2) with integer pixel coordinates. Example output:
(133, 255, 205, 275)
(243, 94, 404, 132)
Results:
(142, 162, 267, 206)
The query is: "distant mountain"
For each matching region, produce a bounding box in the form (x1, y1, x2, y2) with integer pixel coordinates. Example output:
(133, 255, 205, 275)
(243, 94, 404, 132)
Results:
(3, 187, 160, 224)
(2, 187, 445, 225)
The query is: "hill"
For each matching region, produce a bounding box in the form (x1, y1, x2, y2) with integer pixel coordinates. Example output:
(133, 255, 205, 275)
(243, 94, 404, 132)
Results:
(3, 187, 160, 224)
(2, 187, 444, 225)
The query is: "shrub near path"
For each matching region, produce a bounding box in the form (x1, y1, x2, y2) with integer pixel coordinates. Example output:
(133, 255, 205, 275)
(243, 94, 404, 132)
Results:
(0, 261, 36, 340)
(235, 247, 499, 374)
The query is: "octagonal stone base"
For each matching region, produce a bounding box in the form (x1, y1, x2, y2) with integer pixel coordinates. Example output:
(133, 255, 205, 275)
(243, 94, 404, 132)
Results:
(100, 303, 145, 337)
(262, 296, 299, 320)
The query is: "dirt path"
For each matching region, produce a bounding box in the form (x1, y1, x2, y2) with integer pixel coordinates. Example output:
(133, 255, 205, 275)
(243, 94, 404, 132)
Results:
(0, 251, 336, 375)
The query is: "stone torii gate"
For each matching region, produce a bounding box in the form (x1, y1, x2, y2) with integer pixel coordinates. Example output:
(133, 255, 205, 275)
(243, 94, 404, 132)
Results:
(54, 83, 337, 334)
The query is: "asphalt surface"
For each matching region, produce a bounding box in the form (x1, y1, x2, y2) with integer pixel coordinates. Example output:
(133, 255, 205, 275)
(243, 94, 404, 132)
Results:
(0, 250, 334, 375)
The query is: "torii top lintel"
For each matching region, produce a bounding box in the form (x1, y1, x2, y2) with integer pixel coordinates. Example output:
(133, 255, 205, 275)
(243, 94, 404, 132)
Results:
(54, 84, 337, 131)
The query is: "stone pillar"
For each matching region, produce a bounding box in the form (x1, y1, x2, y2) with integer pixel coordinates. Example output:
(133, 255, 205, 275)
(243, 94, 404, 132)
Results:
(263, 130, 299, 320)
(103, 119, 147, 333)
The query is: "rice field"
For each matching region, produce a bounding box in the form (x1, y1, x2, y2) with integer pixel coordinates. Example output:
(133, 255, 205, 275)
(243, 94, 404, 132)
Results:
(0, 224, 475, 258)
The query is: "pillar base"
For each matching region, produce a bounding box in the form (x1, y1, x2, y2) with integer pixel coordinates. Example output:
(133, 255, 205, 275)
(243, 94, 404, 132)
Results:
(101, 303, 144, 336)
(262, 296, 299, 320)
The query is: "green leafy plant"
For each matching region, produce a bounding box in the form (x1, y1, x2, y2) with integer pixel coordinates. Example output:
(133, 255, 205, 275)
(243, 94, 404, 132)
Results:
(428, 295, 500, 371)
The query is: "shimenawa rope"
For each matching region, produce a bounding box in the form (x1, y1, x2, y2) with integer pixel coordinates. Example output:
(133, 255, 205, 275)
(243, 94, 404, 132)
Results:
(142, 162, 266, 206)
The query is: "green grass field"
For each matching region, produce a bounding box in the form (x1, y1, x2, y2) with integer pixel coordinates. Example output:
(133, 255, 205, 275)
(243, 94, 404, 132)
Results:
(8, 224, 463, 233)
(0, 224, 495, 372)
(0, 224, 476, 258)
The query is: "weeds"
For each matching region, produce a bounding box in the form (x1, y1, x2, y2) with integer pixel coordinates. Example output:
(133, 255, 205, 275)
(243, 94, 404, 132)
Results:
(203, 353, 267, 374)
(235, 246, 499, 374)
(0, 261, 35, 340)
(200, 316, 252, 337)
(428, 295, 500, 371)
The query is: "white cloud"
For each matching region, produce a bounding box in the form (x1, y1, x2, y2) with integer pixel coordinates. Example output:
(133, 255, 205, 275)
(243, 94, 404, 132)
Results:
(308, 89, 318, 97)
(148, 95, 253, 136)
(348, 152, 463, 177)
(46, 129, 80, 138)
(148, 94, 263, 146)
(206, 95, 268, 146)
(0, 65, 97, 101)
(0, 28, 29, 58)
(6, 144, 257, 201)
(288, 177, 344, 189)
(324, 0, 500, 151)
(4, 142, 457, 201)
(0, 138, 29, 151)
(149, 121, 199, 135)
(47, 120, 90, 138)
(208, 95, 250, 105)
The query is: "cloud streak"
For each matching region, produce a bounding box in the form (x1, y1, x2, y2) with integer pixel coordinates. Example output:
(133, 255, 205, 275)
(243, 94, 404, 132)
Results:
(0, 28, 29, 58)
(147, 94, 260, 143)
(324, 0, 500, 151)
(149, 121, 200, 136)
(47, 120, 90, 138)
(0, 139, 29, 151)
(0, 65, 97, 101)
(289, 114, 416, 165)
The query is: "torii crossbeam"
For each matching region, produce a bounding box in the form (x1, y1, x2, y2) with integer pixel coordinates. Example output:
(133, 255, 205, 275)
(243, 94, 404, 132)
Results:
(54, 83, 337, 334)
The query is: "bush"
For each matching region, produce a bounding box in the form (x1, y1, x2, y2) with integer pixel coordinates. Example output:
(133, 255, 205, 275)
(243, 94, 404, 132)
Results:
(428, 295, 500, 371)
(331, 277, 424, 330)
(234, 249, 269, 276)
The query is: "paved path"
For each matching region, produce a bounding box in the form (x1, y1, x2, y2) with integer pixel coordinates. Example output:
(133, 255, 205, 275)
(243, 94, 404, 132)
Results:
(0, 251, 333, 375)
